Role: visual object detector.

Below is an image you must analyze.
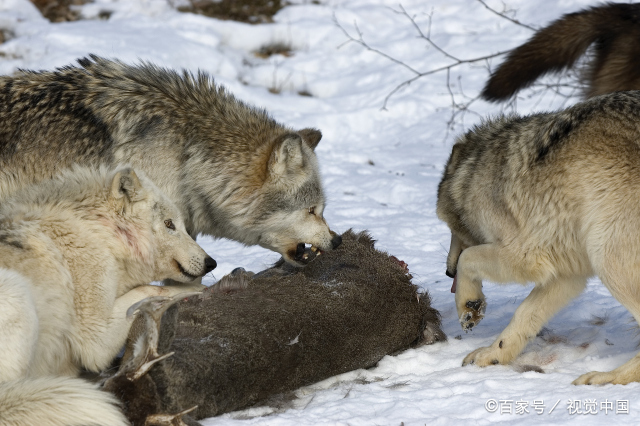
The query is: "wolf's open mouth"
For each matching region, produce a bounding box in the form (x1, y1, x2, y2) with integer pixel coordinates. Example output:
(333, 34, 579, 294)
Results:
(293, 243, 323, 264)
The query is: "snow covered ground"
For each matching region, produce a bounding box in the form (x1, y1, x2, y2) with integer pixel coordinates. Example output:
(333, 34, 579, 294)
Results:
(1, 0, 639, 424)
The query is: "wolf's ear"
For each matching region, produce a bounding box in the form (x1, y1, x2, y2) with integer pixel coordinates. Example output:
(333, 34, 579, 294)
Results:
(269, 134, 306, 176)
(298, 128, 322, 150)
(445, 143, 463, 177)
(110, 167, 143, 213)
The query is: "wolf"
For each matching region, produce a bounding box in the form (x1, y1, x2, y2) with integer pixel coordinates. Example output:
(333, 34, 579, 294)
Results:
(437, 90, 640, 385)
(481, 3, 640, 102)
(0, 55, 341, 267)
(0, 164, 215, 425)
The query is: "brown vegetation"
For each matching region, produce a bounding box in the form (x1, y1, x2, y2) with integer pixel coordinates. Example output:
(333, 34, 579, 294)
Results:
(178, 0, 285, 24)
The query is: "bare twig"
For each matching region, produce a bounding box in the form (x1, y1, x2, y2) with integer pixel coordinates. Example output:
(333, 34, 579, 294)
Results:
(334, 10, 511, 110)
(334, 18, 422, 77)
(442, 69, 484, 141)
(390, 5, 460, 62)
(334, 1, 579, 139)
(475, 0, 537, 31)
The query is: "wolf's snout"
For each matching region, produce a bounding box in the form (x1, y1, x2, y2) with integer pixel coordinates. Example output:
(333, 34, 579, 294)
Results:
(204, 256, 217, 274)
(331, 234, 342, 249)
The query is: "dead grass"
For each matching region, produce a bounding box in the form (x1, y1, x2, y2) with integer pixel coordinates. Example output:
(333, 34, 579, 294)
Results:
(177, 0, 285, 24)
(30, 0, 89, 22)
(255, 41, 293, 58)
(29, 0, 287, 24)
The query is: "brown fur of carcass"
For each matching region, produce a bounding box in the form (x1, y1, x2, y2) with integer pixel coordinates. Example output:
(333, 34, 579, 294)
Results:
(108, 230, 445, 424)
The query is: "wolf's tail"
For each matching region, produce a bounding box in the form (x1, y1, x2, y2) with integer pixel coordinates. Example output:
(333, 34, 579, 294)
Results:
(0, 376, 128, 426)
(481, 3, 640, 101)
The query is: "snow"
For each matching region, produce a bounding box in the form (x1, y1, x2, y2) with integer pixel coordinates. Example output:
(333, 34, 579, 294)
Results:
(1, 0, 638, 424)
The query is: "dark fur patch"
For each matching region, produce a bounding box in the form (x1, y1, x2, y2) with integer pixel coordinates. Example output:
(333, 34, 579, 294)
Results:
(536, 117, 576, 162)
(0, 233, 24, 249)
(535, 92, 636, 161)
(131, 115, 163, 139)
(0, 74, 115, 165)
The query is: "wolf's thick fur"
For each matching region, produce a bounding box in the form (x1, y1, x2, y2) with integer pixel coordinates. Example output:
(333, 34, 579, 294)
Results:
(482, 3, 640, 101)
(0, 55, 340, 266)
(0, 377, 127, 426)
(0, 165, 214, 425)
(438, 91, 640, 385)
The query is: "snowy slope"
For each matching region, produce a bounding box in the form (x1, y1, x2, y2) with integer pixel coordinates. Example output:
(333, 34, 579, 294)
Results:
(1, 0, 639, 424)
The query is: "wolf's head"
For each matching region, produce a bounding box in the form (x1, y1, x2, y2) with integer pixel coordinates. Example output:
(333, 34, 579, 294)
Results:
(252, 129, 342, 266)
(186, 125, 341, 267)
(200, 129, 341, 266)
(107, 167, 216, 287)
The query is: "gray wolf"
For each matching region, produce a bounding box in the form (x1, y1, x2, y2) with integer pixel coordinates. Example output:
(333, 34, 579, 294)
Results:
(437, 90, 640, 385)
(481, 3, 640, 101)
(0, 55, 341, 266)
(103, 230, 445, 424)
(0, 165, 214, 425)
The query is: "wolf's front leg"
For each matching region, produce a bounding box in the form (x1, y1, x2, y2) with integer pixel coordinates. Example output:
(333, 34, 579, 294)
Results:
(463, 276, 586, 367)
(455, 243, 549, 331)
(77, 284, 202, 372)
(445, 233, 464, 279)
(454, 245, 493, 331)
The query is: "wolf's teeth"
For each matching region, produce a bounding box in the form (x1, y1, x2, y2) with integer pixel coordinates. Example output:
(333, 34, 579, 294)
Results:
(310, 246, 318, 253)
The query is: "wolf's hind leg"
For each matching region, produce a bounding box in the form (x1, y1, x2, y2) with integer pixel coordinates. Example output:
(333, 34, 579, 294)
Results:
(574, 266, 640, 385)
(574, 357, 640, 385)
(463, 275, 586, 367)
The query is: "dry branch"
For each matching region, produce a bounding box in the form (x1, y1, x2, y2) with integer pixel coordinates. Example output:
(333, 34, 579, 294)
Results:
(335, 1, 583, 137)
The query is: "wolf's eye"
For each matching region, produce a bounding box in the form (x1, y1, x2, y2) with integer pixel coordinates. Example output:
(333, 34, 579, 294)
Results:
(164, 219, 176, 230)
(308, 206, 315, 215)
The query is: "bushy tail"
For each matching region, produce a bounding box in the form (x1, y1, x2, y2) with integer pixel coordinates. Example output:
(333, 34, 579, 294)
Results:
(0, 377, 128, 426)
(481, 3, 640, 101)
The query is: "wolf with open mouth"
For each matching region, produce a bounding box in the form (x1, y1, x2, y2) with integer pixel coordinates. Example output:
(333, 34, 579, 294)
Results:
(0, 55, 341, 267)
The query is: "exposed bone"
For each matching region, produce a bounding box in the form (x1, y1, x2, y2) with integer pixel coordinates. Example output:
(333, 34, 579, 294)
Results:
(103, 293, 202, 426)
(144, 406, 197, 426)
(125, 293, 200, 364)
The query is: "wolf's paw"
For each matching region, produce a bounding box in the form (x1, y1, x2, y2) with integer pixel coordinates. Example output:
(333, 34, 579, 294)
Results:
(459, 299, 486, 331)
(573, 371, 623, 386)
(462, 346, 505, 367)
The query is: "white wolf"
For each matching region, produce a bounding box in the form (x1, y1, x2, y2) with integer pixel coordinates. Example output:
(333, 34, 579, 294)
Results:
(0, 165, 215, 426)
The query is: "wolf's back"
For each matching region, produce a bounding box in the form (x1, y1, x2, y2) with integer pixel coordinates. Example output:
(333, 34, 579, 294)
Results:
(481, 3, 640, 101)
(0, 377, 127, 426)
